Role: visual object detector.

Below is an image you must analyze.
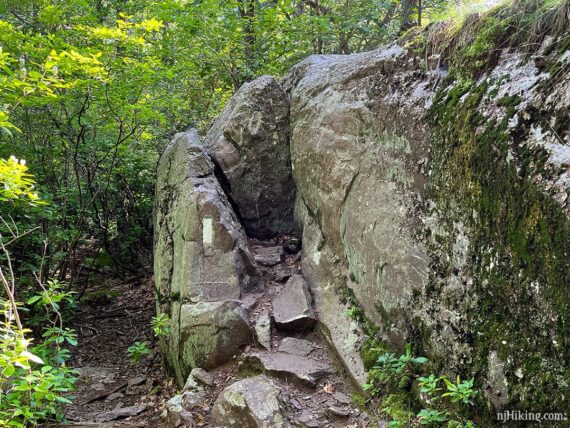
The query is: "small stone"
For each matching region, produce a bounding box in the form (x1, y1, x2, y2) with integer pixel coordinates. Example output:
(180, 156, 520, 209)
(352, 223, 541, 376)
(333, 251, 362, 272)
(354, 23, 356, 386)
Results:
(298, 409, 320, 427)
(105, 392, 124, 401)
(273, 264, 291, 283)
(327, 405, 350, 418)
(95, 404, 147, 422)
(128, 376, 147, 387)
(254, 246, 284, 266)
(165, 395, 194, 427)
(90, 383, 106, 391)
(182, 388, 206, 410)
(255, 310, 272, 350)
(332, 391, 352, 405)
(290, 398, 303, 410)
(272, 275, 316, 331)
(181, 372, 206, 409)
(190, 368, 213, 386)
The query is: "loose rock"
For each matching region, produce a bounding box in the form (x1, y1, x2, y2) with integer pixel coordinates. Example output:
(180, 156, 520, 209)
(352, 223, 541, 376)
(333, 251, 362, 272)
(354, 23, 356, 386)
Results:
(255, 310, 272, 350)
(277, 337, 316, 357)
(245, 351, 332, 385)
(298, 409, 320, 427)
(190, 367, 214, 386)
(95, 405, 147, 422)
(327, 406, 350, 418)
(105, 392, 124, 402)
(332, 391, 352, 405)
(272, 275, 316, 331)
(254, 246, 284, 267)
(211, 375, 285, 427)
(165, 395, 194, 427)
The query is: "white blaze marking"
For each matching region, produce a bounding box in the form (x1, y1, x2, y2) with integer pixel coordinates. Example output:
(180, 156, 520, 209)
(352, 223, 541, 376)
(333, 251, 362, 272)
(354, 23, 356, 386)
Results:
(203, 218, 213, 245)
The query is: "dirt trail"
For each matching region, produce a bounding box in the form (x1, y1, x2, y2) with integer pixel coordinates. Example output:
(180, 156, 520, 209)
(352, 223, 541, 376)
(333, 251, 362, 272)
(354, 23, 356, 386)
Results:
(52, 274, 175, 427)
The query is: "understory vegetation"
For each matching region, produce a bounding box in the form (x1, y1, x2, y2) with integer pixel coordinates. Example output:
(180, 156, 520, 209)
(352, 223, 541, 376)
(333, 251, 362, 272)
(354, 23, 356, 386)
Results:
(1, 0, 568, 425)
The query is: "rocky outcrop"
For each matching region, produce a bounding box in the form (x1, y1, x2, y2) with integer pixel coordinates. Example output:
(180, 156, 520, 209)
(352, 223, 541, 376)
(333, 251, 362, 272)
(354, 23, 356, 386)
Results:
(285, 34, 569, 414)
(156, 16, 569, 420)
(154, 130, 261, 384)
(284, 46, 432, 385)
(204, 76, 295, 239)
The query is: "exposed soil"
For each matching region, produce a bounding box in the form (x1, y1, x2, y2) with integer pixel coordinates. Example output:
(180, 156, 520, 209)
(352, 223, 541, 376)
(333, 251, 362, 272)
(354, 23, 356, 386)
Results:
(47, 273, 176, 427)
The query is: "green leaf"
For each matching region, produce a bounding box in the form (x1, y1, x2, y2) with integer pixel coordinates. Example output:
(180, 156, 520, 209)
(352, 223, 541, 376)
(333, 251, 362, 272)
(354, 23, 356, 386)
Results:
(27, 295, 42, 304)
(2, 364, 15, 377)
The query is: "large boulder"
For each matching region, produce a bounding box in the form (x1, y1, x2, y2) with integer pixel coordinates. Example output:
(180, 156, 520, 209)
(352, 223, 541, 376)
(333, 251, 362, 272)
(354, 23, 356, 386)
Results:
(154, 130, 261, 384)
(203, 76, 295, 239)
(283, 36, 570, 412)
(211, 375, 285, 428)
(285, 47, 432, 384)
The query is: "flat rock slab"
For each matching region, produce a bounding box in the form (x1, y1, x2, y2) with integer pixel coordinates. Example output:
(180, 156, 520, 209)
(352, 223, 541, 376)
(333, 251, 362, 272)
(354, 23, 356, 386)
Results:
(95, 405, 147, 422)
(245, 351, 332, 385)
(212, 375, 285, 427)
(272, 275, 316, 331)
(254, 246, 284, 266)
(277, 337, 316, 356)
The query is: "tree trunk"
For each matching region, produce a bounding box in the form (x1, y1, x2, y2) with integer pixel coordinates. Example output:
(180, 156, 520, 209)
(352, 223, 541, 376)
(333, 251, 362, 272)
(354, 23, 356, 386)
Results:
(239, 0, 256, 77)
(399, 0, 417, 33)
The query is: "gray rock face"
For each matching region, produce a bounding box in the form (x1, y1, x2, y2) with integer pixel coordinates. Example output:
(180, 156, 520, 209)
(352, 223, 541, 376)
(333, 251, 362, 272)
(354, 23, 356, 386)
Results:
(285, 47, 432, 384)
(245, 351, 332, 385)
(272, 275, 316, 331)
(211, 375, 285, 428)
(204, 76, 296, 239)
(154, 130, 261, 384)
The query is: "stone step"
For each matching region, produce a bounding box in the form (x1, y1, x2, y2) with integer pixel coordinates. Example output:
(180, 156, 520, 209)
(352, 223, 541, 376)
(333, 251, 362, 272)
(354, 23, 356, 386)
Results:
(245, 351, 332, 386)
